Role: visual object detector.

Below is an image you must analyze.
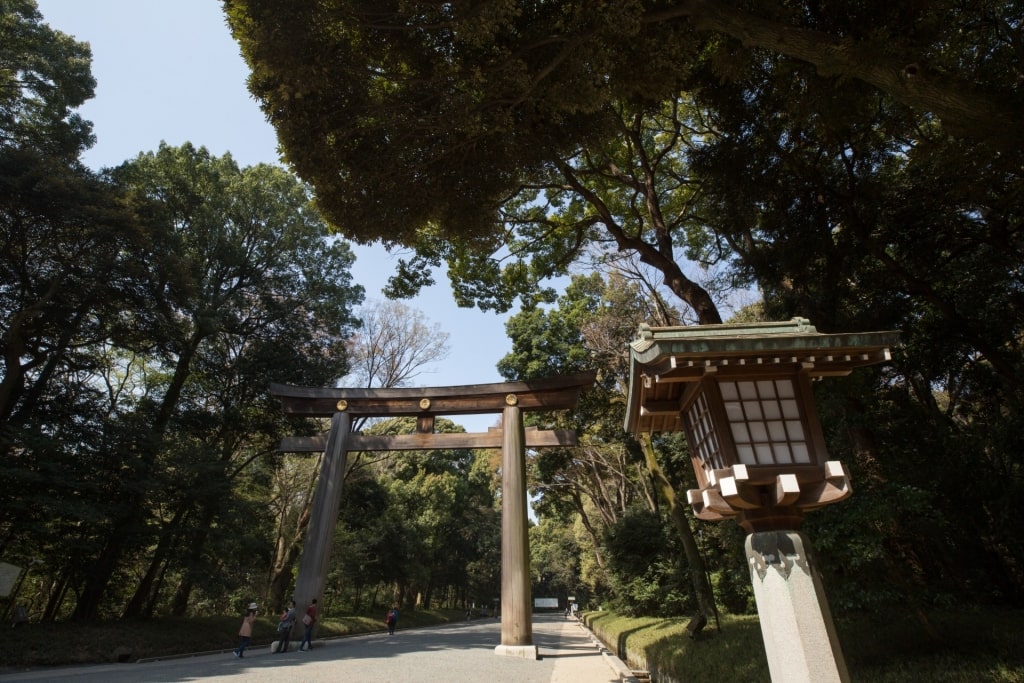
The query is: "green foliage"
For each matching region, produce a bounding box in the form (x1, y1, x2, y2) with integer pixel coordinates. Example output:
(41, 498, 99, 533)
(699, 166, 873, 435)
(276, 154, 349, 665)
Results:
(584, 610, 770, 683)
(530, 517, 580, 601)
(602, 509, 693, 617)
(583, 606, 1024, 683)
(1, 136, 363, 620)
(0, 0, 96, 157)
(228, 0, 1024, 241)
(330, 417, 501, 611)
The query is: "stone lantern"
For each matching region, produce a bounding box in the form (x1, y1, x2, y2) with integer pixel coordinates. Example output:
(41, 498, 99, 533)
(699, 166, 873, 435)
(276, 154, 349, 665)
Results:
(624, 318, 899, 683)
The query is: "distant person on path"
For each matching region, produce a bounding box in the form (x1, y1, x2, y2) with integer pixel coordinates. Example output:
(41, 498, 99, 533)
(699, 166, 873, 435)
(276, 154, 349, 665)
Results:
(386, 605, 399, 635)
(233, 603, 258, 658)
(276, 600, 296, 653)
(299, 598, 318, 651)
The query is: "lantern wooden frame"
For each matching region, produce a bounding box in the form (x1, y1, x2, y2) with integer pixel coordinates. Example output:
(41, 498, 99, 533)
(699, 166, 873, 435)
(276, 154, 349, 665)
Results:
(624, 318, 899, 531)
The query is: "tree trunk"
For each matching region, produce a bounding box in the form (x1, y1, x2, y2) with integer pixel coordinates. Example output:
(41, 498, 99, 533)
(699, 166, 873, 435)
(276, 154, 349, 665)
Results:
(637, 433, 717, 621)
(71, 336, 204, 620)
(123, 506, 191, 618)
(570, 491, 606, 570)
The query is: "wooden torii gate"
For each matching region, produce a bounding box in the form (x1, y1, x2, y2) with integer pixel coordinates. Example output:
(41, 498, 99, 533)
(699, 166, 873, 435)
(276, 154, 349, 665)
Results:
(270, 370, 595, 659)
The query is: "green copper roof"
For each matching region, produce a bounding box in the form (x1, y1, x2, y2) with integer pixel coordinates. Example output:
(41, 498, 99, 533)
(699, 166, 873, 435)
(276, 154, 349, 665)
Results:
(629, 317, 900, 362)
(625, 318, 900, 434)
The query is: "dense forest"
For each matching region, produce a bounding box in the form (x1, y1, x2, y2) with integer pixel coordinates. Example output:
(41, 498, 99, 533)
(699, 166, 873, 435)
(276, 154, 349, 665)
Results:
(2, 0, 1023, 631)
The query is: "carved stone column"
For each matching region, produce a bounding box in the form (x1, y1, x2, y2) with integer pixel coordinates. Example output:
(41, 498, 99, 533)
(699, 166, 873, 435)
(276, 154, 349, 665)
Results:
(745, 530, 850, 683)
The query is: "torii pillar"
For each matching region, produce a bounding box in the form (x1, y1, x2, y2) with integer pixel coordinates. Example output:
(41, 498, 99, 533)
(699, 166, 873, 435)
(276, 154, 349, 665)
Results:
(494, 398, 533, 657)
(271, 371, 595, 659)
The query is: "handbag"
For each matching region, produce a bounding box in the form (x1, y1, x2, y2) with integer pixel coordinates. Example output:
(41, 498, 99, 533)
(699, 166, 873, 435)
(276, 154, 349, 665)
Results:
(302, 613, 312, 626)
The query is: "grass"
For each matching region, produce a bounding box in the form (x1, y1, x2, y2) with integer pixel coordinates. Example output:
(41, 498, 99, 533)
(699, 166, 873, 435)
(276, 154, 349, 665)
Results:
(0, 607, 466, 671)
(581, 606, 1024, 683)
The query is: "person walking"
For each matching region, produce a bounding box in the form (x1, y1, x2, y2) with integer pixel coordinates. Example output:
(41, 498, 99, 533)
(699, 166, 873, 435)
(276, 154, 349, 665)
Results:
(233, 603, 258, 658)
(386, 605, 399, 635)
(299, 598, 318, 651)
(275, 600, 296, 653)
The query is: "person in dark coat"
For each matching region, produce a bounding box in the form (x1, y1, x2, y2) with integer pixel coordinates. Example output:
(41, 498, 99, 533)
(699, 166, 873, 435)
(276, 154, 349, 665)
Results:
(276, 600, 296, 653)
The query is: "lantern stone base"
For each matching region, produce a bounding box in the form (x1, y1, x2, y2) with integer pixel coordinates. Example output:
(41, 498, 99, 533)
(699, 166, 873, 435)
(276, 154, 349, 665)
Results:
(494, 644, 539, 659)
(745, 530, 850, 683)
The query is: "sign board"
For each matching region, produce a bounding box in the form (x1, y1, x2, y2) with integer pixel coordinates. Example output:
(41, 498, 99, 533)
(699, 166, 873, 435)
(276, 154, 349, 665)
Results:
(533, 597, 559, 609)
(567, 596, 576, 602)
(0, 562, 21, 597)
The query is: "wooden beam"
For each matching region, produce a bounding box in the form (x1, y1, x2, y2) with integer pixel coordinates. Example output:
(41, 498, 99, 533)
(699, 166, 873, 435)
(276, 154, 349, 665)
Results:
(702, 488, 736, 516)
(279, 429, 577, 452)
(720, 476, 763, 510)
(416, 415, 434, 434)
(639, 400, 681, 416)
(270, 371, 596, 417)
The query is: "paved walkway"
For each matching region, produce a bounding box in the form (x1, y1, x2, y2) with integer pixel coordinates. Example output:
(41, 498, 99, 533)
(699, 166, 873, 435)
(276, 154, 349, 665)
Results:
(0, 614, 639, 683)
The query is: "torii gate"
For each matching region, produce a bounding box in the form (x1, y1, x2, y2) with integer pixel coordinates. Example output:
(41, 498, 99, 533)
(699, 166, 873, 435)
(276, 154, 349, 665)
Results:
(270, 370, 595, 659)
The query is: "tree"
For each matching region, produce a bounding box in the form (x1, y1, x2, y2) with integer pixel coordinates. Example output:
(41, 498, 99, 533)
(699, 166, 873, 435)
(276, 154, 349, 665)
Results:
(1, 0, 96, 159)
(339, 417, 500, 610)
(225, 1, 1022, 320)
(683, 33, 1024, 609)
(64, 143, 362, 620)
(344, 299, 450, 389)
(0, 2, 156, 576)
(225, 3, 1024, 615)
(530, 517, 580, 604)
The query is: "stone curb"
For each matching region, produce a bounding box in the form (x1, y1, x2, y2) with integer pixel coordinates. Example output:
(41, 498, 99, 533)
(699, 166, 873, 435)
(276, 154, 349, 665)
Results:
(572, 618, 642, 683)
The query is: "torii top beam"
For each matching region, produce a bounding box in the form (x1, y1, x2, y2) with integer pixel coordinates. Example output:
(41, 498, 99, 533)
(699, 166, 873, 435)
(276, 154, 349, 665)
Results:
(270, 370, 597, 418)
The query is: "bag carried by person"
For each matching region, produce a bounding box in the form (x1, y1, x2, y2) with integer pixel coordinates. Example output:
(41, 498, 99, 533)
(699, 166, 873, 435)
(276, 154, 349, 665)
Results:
(302, 613, 313, 626)
(278, 619, 292, 632)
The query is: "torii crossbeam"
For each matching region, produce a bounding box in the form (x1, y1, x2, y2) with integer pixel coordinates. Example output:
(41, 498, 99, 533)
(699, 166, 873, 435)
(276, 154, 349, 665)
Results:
(271, 370, 595, 659)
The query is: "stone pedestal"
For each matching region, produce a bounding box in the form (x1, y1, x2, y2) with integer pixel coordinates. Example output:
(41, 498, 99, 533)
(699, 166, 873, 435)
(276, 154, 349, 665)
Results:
(494, 643, 539, 659)
(745, 530, 849, 683)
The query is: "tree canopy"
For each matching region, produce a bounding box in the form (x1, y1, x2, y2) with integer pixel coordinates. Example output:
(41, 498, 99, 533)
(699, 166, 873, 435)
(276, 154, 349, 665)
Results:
(225, 0, 1023, 238)
(1, 0, 95, 158)
(225, 0, 1024, 315)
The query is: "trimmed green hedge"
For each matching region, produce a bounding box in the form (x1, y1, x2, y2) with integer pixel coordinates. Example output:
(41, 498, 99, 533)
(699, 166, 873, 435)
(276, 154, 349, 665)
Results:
(581, 607, 1024, 683)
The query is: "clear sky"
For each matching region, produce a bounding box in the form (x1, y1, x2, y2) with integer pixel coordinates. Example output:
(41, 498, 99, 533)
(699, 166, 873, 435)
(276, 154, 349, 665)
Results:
(34, 0, 516, 432)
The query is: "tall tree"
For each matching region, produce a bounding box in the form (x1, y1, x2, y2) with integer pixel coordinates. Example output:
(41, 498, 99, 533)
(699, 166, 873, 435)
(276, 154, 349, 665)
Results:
(343, 417, 500, 610)
(0, 0, 95, 159)
(0, 2, 155, 574)
(225, 3, 1024, 614)
(67, 143, 362, 620)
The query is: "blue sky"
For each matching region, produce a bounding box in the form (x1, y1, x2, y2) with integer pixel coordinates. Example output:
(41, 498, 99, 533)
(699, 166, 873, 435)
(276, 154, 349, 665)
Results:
(34, 0, 516, 432)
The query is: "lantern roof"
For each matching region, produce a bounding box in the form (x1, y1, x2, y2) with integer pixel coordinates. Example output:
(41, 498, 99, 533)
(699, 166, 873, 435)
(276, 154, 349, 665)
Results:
(625, 318, 900, 434)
